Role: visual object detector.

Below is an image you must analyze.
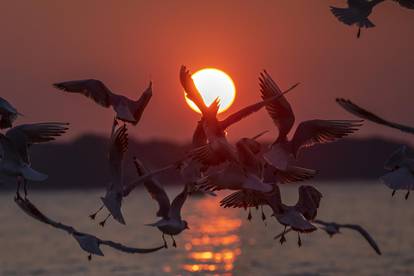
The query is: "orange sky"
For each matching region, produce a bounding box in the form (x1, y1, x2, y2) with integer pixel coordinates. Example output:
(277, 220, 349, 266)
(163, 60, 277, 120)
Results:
(1, 1, 413, 143)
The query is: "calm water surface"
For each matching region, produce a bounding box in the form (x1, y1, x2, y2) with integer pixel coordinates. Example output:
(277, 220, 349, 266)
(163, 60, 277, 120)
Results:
(0, 182, 413, 275)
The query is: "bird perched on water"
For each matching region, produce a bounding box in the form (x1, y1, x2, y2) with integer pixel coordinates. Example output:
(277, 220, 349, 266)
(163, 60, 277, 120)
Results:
(89, 121, 129, 226)
(381, 145, 414, 199)
(133, 157, 190, 248)
(0, 97, 22, 129)
(274, 219, 382, 255)
(0, 122, 69, 197)
(221, 185, 322, 246)
(259, 71, 362, 170)
(14, 194, 164, 261)
(336, 98, 414, 134)
(330, 0, 414, 38)
(53, 79, 152, 125)
(181, 66, 300, 168)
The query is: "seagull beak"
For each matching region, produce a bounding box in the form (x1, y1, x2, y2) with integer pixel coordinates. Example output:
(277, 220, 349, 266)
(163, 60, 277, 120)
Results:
(186, 225, 190, 230)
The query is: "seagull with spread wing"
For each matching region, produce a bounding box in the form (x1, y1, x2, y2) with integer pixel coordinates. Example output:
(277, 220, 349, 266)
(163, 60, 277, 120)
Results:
(381, 145, 414, 199)
(181, 65, 300, 168)
(330, 0, 414, 38)
(221, 185, 322, 246)
(89, 121, 128, 226)
(132, 157, 190, 248)
(336, 98, 414, 134)
(274, 219, 382, 255)
(0, 97, 22, 129)
(0, 122, 69, 197)
(54, 79, 152, 125)
(259, 71, 362, 170)
(14, 194, 164, 261)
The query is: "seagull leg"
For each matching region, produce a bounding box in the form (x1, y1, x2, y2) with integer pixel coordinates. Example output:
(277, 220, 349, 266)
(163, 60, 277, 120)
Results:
(99, 214, 111, 227)
(405, 189, 410, 200)
(392, 190, 396, 197)
(89, 204, 104, 220)
(279, 226, 287, 245)
(162, 234, 168, 249)
(297, 233, 302, 247)
(88, 254, 92, 261)
(357, 28, 361, 39)
(23, 179, 28, 199)
(171, 235, 177, 248)
(16, 176, 22, 197)
(247, 208, 252, 221)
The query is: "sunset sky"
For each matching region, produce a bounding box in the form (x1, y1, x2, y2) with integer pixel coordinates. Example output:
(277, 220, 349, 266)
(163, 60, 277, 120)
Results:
(1, 1, 413, 143)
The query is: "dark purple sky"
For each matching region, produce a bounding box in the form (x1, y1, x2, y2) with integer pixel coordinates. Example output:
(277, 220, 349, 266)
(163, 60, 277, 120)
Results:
(1, 1, 413, 143)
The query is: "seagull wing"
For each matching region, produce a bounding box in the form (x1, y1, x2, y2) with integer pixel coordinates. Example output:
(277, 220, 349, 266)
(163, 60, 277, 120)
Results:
(259, 70, 295, 140)
(265, 165, 317, 184)
(129, 82, 153, 125)
(53, 79, 114, 108)
(294, 185, 323, 221)
(0, 97, 20, 129)
(168, 184, 189, 221)
(220, 190, 267, 209)
(131, 157, 171, 219)
(337, 98, 414, 134)
(291, 119, 362, 157)
(108, 124, 128, 191)
(99, 240, 164, 254)
(192, 120, 207, 148)
(340, 223, 382, 255)
(393, 0, 414, 9)
(180, 66, 208, 115)
(219, 82, 299, 131)
(5, 123, 69, 164)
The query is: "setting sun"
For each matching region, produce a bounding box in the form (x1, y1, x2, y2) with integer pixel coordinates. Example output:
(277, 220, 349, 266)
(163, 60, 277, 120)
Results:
(185, 68, 236, 114)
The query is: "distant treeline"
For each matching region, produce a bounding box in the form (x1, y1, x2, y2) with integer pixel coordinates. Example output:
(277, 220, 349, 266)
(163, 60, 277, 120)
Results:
(2, 135, 410, 189)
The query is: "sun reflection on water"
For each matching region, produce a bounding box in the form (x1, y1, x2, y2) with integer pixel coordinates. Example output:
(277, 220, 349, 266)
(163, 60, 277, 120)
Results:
(181, 195, 242, 275)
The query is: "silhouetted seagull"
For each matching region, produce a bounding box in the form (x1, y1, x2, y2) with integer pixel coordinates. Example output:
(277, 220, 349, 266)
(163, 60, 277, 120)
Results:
(221, 185, 322, 246)
(381, 145, 414, 199)
(336, 98, 414, 134)
(330, 0, 414, 38)
(132, 157, 190, 248)
(89, 121, 128, 226)
(0, 97, 22, 129)
(259, 71, 362, 170)
(181, 65, 299, 167)
(54, 79, 152, 125)
(0, 122, 69, 197)
(274, 219, 382, 255)
(14, 194, 164, 260)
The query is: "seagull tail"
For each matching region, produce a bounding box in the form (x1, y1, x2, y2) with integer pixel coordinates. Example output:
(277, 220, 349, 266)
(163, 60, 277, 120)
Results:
(21, 166, 48, 182)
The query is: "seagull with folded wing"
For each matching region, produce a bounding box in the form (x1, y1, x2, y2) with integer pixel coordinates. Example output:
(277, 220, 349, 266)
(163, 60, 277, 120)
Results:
(330, 0, 414, 38)
(0, 97, 22, 129)
(54, 79, 152, 125)
(14, 194, 164, 261)
(0, 122, 69, 197)
(259, 71, 362, 170)
(132, 157, 190, 248)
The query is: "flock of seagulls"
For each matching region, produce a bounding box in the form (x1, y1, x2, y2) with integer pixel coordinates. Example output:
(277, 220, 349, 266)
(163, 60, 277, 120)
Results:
(2, 61, 412, 260)
(330, 0, 414, 38)
(0, 0, 413, 262)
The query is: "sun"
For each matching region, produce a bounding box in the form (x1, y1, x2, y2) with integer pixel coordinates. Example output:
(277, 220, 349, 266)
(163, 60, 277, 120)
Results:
(185, 68, 236, 114)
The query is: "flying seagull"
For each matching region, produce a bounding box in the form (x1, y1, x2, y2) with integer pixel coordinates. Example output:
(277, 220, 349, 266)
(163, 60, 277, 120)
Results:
(0, 122, 69, 197)
(90, 121, 129, 226)
(54, 79, 152, 125)
(260, 71, 362, 170)
(133, 157, 190, 248)
(330, 0, 414, 38)
(221, 185, 322, 246)
(181, 65, 300, 168)
(381, 145, 414, 199)
(336, 98, 414, 134)
(0, 97, 22, 129)
(14, 194, 164, 260)
(274, 219, 382, 255)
